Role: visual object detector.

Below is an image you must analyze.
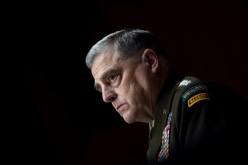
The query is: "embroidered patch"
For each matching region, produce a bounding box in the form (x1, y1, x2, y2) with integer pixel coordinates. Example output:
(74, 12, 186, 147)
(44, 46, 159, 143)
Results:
(187, 93, 210, 107)
(182, 83, 208, 102)
(178, 80, 191, 87)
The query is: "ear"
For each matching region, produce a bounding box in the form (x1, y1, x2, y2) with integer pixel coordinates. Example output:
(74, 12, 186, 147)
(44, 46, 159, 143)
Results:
(142, 49, 159, 73)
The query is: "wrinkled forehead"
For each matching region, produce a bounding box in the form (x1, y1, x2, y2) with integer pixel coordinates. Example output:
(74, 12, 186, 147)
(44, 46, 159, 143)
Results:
(91, 49, 120, 77)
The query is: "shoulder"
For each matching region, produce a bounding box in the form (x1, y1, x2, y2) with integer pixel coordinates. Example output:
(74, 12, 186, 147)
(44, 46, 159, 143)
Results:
(176, 76, 202, 90)
(175, 76, 210, 108)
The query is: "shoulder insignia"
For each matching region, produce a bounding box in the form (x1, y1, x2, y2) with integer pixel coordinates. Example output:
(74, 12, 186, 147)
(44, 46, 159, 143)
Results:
(182, 83, 208, 102)
(187, 92, 210, 107)
(178, 79, 191, 87)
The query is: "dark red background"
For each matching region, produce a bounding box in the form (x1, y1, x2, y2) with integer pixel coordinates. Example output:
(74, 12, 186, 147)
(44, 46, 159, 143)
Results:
(15, 0, 248, 164)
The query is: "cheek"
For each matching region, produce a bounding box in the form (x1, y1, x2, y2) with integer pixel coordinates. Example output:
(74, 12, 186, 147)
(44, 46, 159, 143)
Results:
(120, 70, 148, 102)
(128, 82, 147, 104)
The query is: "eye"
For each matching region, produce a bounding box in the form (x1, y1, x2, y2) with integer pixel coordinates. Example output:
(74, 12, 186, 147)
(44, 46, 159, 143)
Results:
(108, 75, 117, 82)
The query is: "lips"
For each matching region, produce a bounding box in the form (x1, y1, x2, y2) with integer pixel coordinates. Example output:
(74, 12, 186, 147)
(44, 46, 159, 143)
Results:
(116, 104, 124, 111)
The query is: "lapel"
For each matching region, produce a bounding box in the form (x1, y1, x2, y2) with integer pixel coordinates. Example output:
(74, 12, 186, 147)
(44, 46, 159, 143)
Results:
(147, 72, 183, 163)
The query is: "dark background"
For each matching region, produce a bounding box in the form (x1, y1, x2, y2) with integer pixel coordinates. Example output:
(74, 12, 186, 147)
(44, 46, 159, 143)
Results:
(11, 0, 248, 164)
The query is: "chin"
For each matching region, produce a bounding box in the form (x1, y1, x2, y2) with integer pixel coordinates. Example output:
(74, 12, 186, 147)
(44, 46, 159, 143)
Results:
(124, 119, 135, 124)
(123, 116, 134, 124)
(122, 112, 137, 124)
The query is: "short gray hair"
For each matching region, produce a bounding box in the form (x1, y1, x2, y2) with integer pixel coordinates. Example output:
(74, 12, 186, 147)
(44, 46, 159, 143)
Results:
(85, 28, 167, 69)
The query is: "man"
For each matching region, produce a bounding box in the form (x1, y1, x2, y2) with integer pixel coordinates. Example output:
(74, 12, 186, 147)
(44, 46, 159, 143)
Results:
(85, 28, 247, 164)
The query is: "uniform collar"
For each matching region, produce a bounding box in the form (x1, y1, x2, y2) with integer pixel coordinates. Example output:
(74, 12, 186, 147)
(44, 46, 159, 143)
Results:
(154, 71, 184, 116)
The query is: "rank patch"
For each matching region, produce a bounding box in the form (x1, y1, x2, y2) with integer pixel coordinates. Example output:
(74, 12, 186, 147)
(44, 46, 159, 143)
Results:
(182, 83, 208, 102)
(187, 93, 210, 107)
(178, 80, 191, 87)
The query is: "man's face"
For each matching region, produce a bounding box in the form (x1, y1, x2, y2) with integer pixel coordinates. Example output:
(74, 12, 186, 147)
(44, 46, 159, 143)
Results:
(91, 49, 156, 124)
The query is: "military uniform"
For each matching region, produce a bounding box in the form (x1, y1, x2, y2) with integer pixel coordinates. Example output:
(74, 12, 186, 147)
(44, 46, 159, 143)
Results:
(147, 72, 248, 165)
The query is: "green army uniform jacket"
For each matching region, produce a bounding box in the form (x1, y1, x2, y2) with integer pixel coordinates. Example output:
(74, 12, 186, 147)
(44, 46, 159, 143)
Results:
(147, 71, 248, 165)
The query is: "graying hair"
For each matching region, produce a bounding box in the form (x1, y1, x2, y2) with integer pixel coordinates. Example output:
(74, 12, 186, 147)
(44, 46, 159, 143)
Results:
(85, 28, 167, 69)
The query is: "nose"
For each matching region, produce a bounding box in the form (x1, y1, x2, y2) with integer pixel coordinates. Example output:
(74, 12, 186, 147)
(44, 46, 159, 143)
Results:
(102, 87, 117, 103)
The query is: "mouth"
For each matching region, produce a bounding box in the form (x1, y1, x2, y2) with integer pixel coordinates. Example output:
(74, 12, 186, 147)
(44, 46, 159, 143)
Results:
(116, 104, 125, 112)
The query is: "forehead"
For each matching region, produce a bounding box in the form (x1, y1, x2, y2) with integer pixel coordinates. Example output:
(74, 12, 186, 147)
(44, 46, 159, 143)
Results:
(91, 49, 120, 79)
